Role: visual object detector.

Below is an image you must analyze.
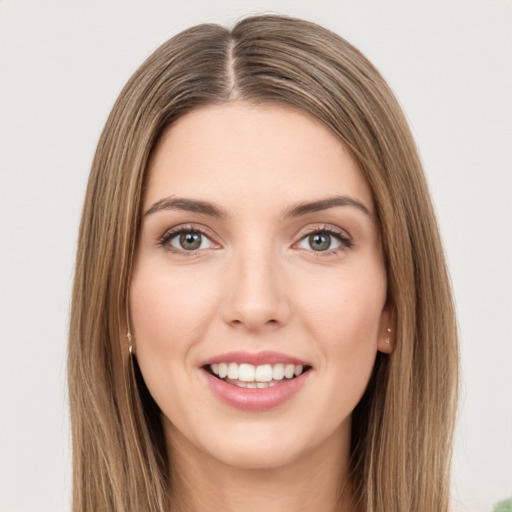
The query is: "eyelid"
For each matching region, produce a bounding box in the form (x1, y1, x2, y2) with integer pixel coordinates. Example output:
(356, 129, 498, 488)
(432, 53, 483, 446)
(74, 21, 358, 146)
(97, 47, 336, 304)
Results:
(293, 224, 353, 253)
(157, 222, 352, 256)
(158, 224, 221, 254)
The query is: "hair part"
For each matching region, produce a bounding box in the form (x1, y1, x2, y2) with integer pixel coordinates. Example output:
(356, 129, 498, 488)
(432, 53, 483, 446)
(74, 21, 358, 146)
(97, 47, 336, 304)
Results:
(69, 14, 458, 512)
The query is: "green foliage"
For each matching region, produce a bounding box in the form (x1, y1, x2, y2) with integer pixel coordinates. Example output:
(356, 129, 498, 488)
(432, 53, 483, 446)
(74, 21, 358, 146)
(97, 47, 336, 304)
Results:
(494, 498, 512, 512)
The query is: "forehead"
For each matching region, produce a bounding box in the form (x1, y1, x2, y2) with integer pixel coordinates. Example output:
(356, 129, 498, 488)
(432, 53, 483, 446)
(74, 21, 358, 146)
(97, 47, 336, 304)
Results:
(145, 102, 373, 213)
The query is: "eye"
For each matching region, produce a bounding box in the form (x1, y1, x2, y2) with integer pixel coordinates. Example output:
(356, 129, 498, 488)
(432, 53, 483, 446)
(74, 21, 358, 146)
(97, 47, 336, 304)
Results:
(160, 227, 218, 253)
(295, 228, 352, 253)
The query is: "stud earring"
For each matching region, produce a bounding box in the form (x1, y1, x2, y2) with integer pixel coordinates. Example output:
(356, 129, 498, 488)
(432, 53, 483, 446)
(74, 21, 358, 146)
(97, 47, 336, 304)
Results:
(385, 327, 392, 345)
(126, 332, 133, 355)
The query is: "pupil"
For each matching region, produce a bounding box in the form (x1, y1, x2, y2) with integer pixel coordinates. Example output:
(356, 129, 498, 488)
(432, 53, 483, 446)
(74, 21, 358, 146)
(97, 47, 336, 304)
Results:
(180, 232, 201, 250)
(309, 233, 330, 251)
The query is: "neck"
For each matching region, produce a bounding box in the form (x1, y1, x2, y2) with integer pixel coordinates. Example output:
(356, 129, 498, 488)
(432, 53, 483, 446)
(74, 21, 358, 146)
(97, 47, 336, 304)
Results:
(166, 425, 356, 512)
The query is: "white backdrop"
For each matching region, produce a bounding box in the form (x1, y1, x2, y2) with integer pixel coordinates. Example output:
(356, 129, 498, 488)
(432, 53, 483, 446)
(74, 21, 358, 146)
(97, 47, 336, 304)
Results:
(1, 1, 510, 511)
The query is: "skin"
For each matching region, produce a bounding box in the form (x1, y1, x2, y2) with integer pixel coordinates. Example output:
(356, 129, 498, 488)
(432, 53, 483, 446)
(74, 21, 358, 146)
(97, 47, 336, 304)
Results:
(130, 102, 392, 512)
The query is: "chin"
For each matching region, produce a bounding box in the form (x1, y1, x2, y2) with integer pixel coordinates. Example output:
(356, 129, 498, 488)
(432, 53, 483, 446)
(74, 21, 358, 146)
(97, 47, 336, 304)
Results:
(169, 413, 348, 473)
(209, 438, 308, 471)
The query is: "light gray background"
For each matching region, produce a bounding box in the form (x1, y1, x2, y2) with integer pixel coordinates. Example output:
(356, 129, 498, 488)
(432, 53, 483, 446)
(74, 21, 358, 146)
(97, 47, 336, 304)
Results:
(1, 1, 511, 511)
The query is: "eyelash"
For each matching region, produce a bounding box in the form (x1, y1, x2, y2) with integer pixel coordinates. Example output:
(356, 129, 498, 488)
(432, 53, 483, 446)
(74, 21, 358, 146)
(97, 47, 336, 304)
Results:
(295, 225, 353, 255)
(158, 224, 353, 256)
(158, 225, 215, 255)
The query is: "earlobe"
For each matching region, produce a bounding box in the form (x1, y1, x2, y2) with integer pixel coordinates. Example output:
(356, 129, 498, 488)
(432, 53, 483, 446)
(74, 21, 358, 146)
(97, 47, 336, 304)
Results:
(377, 306, 395, 354)
(120, 318, 135, 356)
(126, 332, 135, 356)
(125, 331, 135, 357)
(122, 296, 135, 357)
(378, 326, 394, 354)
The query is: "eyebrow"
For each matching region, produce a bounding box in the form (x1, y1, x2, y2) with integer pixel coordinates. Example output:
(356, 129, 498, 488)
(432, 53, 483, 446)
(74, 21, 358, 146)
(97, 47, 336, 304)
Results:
(144, 197, 227, 218)
(282, 195, 371, 218)
(144, 194, 370, 219)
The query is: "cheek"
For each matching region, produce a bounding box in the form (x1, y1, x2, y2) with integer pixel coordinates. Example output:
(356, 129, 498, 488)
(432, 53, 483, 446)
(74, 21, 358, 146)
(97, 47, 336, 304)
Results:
(294, 266, 387, 371)
(302, 269, 385, 329)
(129, 262, 222, 369)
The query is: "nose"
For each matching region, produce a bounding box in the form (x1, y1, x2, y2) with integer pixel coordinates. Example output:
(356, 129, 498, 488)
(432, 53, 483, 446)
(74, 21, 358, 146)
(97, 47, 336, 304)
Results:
(222, 245, 291, 332)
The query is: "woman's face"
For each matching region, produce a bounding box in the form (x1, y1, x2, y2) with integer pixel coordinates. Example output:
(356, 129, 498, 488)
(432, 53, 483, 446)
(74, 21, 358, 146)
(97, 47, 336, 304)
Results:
(130, 102, 391, 470)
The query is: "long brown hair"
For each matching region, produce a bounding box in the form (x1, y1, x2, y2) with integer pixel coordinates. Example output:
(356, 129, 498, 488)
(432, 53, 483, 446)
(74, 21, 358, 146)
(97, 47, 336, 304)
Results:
(68, 14, 458, 512)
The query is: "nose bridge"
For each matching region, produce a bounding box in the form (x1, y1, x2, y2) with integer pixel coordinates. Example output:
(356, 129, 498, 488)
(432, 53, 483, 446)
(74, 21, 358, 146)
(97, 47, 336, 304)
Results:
(223, 235, 290, 330)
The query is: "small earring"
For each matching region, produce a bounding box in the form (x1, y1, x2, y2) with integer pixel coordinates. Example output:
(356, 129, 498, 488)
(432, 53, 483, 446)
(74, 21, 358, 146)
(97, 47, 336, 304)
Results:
(385, 327, 392, 345)
(126, 332, 133, 355)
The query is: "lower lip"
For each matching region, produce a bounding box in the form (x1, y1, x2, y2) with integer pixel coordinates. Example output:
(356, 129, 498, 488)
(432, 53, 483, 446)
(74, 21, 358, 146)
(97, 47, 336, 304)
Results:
(202, 369, 311, 411)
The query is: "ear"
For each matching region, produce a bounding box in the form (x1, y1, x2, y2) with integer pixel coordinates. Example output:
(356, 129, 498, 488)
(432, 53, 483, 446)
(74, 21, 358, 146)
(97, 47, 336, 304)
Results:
(377, 303, 395, 354)
(125, 332, 136, 356)
(119, 299, 135, 356)
(120, 315, 136, 356)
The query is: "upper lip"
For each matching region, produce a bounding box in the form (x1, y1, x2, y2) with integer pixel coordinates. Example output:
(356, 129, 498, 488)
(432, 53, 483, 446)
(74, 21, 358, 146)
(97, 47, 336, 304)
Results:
(200, 350, 311, 367)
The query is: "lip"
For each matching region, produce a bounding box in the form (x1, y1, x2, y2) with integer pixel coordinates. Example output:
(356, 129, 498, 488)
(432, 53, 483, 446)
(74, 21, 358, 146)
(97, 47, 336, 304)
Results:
(201, 350, 310, 367)
(202, 368, 311, 411)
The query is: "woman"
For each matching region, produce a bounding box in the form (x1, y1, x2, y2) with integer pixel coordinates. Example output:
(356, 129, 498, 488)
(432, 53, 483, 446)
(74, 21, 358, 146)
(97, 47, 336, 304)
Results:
(68, 14, 458, 512)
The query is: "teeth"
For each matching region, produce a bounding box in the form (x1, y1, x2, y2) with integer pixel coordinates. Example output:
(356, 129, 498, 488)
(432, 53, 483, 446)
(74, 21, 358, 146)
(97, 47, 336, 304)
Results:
(209, 362, 306, 383)
(272, 363, 285, 380)
(227, 362, 238, 379)
(218, 363, 228, 379)
(239, 363, 255, 382)
(255, 364, 272, 382)
(228, 379, 283, 388)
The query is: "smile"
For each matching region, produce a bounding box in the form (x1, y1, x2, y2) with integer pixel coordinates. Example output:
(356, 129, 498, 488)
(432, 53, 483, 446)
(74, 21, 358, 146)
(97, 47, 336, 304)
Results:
(201, 351, 312, 411)
(208, 362, 307, 388)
